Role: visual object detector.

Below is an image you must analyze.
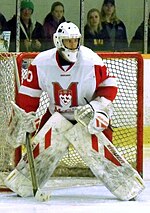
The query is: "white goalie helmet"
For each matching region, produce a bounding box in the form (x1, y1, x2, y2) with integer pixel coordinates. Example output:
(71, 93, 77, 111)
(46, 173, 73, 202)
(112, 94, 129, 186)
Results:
(53, 21, 81, 62)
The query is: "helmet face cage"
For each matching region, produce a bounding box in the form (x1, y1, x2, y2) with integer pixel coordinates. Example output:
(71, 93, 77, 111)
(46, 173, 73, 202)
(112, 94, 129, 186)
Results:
(53, 22, 82, 62)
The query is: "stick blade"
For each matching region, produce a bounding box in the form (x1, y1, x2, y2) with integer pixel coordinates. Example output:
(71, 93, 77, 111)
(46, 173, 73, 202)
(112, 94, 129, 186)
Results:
(35, 189, 51, 202)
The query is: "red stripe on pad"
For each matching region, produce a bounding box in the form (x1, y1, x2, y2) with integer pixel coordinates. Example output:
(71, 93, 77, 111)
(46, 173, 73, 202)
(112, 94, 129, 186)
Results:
(45, 128, 52, 149)
(96, 118, 100, 127)
(91, 134, 99, 152)
(104, 147, 121, 166)
(33, 144, 39, 159)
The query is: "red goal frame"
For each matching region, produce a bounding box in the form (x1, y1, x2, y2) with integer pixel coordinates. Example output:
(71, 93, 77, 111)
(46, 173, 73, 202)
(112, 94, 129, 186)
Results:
(14, 52, 144, 176)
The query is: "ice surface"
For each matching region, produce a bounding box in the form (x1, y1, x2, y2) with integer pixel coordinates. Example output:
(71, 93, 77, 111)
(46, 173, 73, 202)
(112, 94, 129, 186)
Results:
(0, 145, 149, 213)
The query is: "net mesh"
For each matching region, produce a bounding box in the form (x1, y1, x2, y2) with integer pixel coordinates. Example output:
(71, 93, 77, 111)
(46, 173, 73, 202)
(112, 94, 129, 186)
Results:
(104, 57, 138, 165)
(0, 53, 17, 189)
(0, 52, 143, 189)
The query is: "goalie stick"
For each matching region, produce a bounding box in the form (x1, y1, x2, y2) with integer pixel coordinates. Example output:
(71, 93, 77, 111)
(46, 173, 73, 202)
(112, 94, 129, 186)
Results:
(25, 132, 51, 201)
(25, 132, 38, 196)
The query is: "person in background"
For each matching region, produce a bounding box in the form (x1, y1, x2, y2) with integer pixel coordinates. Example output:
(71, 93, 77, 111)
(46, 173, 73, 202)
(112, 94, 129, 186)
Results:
(130, 13, 150, 53)
(84, 8, 111, 51)
(100, 0, 128, 51)
(0, 13, 8, 34)
(7, 0, 45, 52)
(43, 1, 66, 49)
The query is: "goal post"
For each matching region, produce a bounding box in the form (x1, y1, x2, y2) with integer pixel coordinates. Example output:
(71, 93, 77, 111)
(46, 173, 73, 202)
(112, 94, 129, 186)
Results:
(0, 51, 143, 190)
(98, 52, 143, 176)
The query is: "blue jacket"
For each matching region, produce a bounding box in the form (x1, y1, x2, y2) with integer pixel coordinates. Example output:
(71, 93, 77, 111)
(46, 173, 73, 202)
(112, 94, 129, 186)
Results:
(130, 21, 150, 53)
(84, 24, 111, 51)
(101, 20, 128, 51)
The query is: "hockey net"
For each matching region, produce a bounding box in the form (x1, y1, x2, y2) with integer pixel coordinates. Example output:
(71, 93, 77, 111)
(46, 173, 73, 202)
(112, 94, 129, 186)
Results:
(0, 52, 143, 190)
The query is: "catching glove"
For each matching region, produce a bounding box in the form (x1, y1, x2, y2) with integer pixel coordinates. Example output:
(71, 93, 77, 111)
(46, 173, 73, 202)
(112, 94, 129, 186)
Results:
(8, 101, 39, 148)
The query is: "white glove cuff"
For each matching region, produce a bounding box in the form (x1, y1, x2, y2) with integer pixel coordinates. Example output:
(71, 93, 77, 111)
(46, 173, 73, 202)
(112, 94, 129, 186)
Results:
(90, 97, 111, 112)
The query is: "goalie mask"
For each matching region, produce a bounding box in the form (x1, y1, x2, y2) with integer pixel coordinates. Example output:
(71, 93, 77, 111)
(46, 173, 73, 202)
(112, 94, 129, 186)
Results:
(53, 22, 81, 62)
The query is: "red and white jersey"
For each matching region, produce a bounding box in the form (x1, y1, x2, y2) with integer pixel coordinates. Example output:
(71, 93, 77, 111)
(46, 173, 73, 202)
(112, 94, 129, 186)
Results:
(17, 46, 118, 120)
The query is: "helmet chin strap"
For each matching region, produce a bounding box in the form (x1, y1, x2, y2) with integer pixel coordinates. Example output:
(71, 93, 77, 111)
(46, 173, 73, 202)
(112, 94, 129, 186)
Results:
(60, 49, 78, 63)
(58, 51, 73, 65)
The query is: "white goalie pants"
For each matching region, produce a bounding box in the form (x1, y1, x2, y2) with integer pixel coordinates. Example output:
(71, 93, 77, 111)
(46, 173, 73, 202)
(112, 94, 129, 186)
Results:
(5, 112, 145, 200)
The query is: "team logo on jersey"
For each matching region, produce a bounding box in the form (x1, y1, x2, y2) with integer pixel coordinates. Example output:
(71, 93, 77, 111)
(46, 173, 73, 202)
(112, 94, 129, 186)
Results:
(53, 82, 78, 112)
(59, 89, 72, 106)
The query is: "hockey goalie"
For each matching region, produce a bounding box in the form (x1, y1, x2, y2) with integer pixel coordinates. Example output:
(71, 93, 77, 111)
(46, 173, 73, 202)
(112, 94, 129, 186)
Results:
(5, 21, 145, 201)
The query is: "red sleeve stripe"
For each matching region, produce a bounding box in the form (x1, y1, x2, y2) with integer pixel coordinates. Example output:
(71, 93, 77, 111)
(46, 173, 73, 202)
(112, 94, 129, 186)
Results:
(19, 85, 42, 97)
(95, 87, 118, 101)
(16, 93, 40, 112)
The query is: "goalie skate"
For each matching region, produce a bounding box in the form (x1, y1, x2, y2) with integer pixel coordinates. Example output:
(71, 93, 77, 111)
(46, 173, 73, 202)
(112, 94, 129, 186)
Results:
(5, 112, 73, 197)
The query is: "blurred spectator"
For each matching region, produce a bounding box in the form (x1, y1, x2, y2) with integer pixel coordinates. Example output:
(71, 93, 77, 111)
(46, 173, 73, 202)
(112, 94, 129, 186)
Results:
(84, 8, 111, 51)
(0, 13, 8, 34)
(43, 1, 66, 49)
(100, 0, 128, 51)
(130, 13, 150, 53)
(7, 0, 45, 52)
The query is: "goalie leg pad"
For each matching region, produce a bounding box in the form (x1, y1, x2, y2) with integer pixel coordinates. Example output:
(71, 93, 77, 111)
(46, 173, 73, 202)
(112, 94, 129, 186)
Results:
(5, 168, 33, 197)
(64, 123, 145, 201)
(5, 112, 73, 197)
